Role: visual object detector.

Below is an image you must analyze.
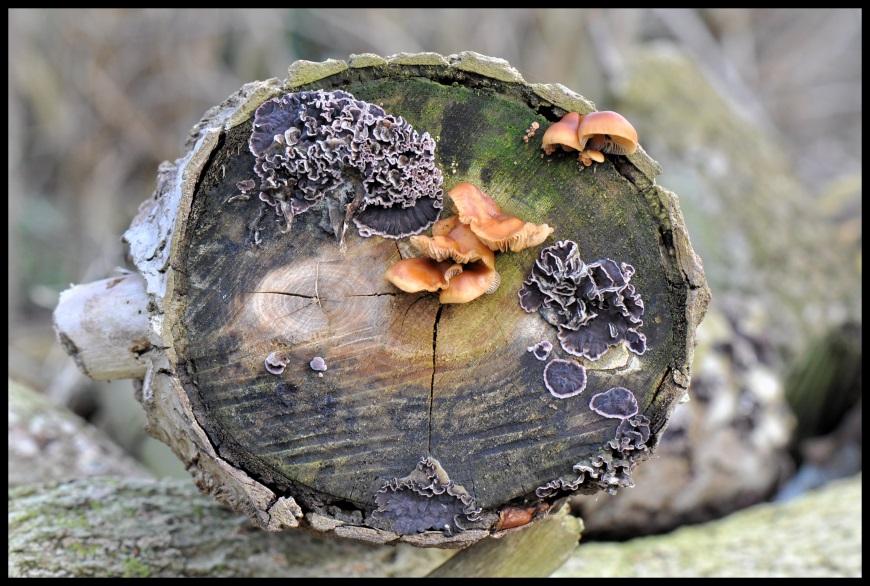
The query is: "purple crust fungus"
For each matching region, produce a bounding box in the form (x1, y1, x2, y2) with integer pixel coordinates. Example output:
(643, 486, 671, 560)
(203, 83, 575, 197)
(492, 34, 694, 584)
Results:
(309, 356, 327, 372)
(543, 358, 587, 399)
(264, 351, 288, 375)
(527, 340, 553, 361)
(249, 90, 443, 243)
(372, 457, 481, 536)
(518, 240, 647, 361)
(589, 387, 639, 419)
(535, 389, 651, 498)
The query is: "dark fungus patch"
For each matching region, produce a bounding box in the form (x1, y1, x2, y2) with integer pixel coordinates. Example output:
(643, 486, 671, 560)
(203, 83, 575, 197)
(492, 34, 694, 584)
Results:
(371, 457, 481, 536)
(589, 387, 640, 419)
(518, 240, 647, 361)
(249, 90, 443, 239)
(543, 358, 587, 399)
(527, 340, 553, 361)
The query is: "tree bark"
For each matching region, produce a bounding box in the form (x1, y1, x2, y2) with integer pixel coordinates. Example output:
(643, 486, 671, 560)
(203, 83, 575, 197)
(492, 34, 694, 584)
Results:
(427, 504, 582, 577)
(52, 52, 709, 546)
(556, 474, 862, 578)
(8, 477, 453, 578)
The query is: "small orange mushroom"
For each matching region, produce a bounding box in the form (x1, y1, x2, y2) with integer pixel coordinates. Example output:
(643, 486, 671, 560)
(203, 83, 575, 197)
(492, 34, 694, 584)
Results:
(439, 262, 501, 304)
(576, 111, 638, 155)
(384, 258, 462, 293)
(410, 220, 496, 270)
(541, 112, 583, 155)
(578, 149, 605, 167)
(447, 183, 554, 253)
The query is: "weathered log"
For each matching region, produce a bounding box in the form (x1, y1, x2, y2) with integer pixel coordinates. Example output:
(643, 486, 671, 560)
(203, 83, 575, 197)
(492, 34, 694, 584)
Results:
(8, 379, 150, 486)
(8, 477, 454, 578)
(53, 273, 156, 381)
(53, 52, 709, 546)
(427, 504, 582, 577)
(556, 474, 862, 578)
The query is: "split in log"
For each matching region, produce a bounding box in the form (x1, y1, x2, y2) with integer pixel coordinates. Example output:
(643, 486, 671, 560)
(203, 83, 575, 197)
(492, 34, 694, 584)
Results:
(53, 52, 709, 547)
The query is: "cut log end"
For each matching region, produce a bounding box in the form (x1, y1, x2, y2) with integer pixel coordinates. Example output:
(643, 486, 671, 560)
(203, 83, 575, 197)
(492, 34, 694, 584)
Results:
(53, 53, 709, 547)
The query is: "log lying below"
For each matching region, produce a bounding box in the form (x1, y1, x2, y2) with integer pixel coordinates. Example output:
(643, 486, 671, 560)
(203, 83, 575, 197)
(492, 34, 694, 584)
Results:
(8, 477, 454, 578)
(555, 474, 862, 578)
(8, 379, 150, 486)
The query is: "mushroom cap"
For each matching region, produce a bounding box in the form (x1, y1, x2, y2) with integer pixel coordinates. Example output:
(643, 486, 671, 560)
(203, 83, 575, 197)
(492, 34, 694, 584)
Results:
(410, 221, 496, 270)
(541, 112, 583, 155)
(576, 111, 638, 155)
(431, 215, 462, 237)
(438, 262, 501, 304)
(384, 258, 462, 293)
(586, 149, 605, 163)
(447, 183, 554, 253)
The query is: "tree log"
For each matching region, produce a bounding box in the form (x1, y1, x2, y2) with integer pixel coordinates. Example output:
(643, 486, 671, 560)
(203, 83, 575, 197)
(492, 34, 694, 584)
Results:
(8, 477, 453, 578)
(8, 379, 150, 486)
(427, 504, 582, 577)
(52, 52, 709, 546)
(556, 474, 862, 578)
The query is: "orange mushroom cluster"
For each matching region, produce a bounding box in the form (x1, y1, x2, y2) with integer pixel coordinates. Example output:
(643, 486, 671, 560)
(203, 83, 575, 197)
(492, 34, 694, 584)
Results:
(385, 183, 554, 304)
(541, 110, 638, 167)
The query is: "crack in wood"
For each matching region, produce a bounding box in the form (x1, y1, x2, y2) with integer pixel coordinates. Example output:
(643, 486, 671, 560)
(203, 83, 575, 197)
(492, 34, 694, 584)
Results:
(427, 305, 444, 455)
(249, 291, 398, 300)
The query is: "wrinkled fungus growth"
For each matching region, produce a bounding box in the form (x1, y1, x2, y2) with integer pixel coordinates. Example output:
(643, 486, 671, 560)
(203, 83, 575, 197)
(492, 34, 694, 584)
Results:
(589, 387, 639, 419)
(543, 358, 587, 399)
(611, 414, 651, 453)
(518, 240, 647, 361)
(372, 457, 481, 535)
(309, 356, 327, 372)
(527, 340, 553, 361)
(249, 90, 443, 238)
(535, 397, 652, 498)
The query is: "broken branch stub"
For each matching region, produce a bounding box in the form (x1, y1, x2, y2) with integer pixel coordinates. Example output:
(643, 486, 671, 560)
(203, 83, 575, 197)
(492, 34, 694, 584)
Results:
(52, 52, 709, 547)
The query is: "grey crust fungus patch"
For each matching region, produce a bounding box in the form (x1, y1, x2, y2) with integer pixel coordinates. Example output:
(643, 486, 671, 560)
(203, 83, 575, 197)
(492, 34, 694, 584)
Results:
(535, 389, 651, 499)
(543, 358, 587, 399)
(589, 386, 639, 419)
(249, 90, 443, 239)
(264, 351, 288, 375)
(527, 339, 553, 361)
(309, 356, 327, 372)
(371, 457, 482, 536)
(518, 240, 647, 361)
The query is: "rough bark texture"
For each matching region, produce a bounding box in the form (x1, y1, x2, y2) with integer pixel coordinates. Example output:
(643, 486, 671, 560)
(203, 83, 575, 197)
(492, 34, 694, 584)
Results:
(555, 474, 862, 578)
(54, 52, 709, 546)
(8, 379, 150, 486)
(427, 505, 582, 577)
(8, 477, 453, 578)
(52, 273, 156, 381)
